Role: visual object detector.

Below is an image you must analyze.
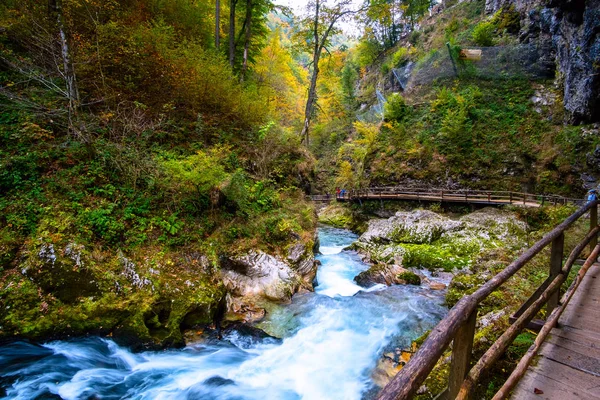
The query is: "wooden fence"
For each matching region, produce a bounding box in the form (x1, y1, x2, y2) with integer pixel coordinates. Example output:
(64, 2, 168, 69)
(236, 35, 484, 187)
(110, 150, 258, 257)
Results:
(376, 200, 599, 399)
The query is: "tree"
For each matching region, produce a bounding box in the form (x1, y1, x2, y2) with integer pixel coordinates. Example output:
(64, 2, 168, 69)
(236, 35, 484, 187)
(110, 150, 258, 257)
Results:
(241, 0, 253, 79)
(298, 0, 363, 146)
(216, 0, 221, 50)
(229, 0, 238, 66)
(228, 0, 272, 78)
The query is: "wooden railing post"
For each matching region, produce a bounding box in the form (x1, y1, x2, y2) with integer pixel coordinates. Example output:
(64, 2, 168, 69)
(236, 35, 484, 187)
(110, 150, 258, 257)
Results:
(448, 309, 477, 399)
(547, 233, 564, 313)
(509, 193, 512, 204)
(591, 202, 598, 254)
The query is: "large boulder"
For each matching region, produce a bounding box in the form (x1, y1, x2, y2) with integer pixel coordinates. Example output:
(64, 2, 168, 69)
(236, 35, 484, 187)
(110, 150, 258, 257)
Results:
(220, 237, 317, 323)
(221, 251, 303, 301)
(354, 208, 527, 275)
(354, 263, 412, 287)
(358, 210, 463, 245)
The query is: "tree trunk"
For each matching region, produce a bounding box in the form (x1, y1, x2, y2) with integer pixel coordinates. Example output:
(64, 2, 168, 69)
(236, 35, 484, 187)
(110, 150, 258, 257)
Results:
(48, 0, 79, 130)
(300, 0, 321, 146)
(241, 0, 252, 81)
(301, 55, 319, 146)
(215, 0, 220, 50)
(229, 0, 237, 67)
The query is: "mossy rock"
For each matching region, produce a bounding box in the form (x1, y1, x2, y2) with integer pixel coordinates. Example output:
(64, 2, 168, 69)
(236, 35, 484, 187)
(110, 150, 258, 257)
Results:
(398, 271, 421, 285)
(318, 204, 357, 230)
(0, 238, 226, 349)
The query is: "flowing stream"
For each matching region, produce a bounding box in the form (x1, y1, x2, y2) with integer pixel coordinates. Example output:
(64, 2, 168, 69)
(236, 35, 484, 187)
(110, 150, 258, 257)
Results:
(0, 225, 447, 400)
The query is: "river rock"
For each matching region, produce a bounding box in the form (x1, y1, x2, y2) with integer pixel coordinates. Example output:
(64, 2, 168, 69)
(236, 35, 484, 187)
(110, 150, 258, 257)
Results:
(220, 240, 318, 322)
(354, 263, 411, 287)
(358, 210, 463, 245)
(221, 251, 301, 301)
(429, 282, 447, 290)
(354, 208, 528, 278)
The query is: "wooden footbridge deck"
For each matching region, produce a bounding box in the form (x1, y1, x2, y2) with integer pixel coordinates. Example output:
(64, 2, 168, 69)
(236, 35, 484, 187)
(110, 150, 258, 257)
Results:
(309, 187, 582, 208)
(373, 200, 600, 400)
(511, 261, 600, 399)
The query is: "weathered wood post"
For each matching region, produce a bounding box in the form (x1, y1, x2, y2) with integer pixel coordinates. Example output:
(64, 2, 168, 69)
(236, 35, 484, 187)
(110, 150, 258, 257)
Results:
(591, 201, 598, 254)
(448, 309, 477, 399)
(547, 233, 564, 313)
(509, 192, 512, 204)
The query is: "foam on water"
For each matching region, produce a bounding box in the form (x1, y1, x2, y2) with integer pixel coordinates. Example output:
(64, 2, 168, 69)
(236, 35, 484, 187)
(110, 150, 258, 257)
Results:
(0, 225, 447, 400)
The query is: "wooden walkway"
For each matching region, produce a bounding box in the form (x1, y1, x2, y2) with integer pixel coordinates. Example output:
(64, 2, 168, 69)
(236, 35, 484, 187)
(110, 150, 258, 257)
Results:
(309, 187, 582, 208)
(512, 262, 600, 400)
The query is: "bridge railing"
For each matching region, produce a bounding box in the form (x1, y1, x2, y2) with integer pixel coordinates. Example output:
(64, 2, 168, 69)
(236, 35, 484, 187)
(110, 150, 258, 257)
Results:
(333, 187, 583, 206)
(376, 200, 599, 400)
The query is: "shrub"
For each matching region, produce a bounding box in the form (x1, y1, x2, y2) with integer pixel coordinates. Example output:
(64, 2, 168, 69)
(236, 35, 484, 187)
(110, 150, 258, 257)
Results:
(472, 21, 495, 46)
(384, 93, 410, 122)
(409, 31, 421, 46)
(159, 148, 228, 197)
(392, 47, 409, 67)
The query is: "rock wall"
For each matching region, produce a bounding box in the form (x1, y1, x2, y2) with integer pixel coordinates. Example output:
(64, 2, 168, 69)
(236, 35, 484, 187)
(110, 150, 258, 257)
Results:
(486, 0, 600, 123)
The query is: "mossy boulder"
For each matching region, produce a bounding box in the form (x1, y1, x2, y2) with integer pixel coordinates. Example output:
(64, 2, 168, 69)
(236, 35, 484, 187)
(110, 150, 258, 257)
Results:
(398, 271, 421, 285)
(0, 237, 225, 349)
(359, 210, 463, 245)
(355, 263, 413, 287)
(317, 204, 357, 230)
(355, 208, 528, 274)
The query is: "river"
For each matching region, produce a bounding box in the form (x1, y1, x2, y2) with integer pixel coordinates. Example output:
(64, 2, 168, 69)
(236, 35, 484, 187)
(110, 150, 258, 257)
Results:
(0, 225, 447, 400)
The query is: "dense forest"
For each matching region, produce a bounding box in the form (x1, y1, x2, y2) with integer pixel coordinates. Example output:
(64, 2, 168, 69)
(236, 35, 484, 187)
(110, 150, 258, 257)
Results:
(1, 0, 600, 397)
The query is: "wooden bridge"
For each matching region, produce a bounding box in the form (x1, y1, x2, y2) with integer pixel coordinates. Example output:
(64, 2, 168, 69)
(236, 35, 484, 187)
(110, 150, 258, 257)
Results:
(376, 200, 600, 400)
(309, 187, 583, 207)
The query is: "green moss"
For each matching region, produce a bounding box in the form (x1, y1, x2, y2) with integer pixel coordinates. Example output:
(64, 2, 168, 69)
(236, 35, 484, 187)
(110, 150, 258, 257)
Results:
(402, 243, 472, 272)
(398, 271, 421, 285)
(318, 204, 357, 230)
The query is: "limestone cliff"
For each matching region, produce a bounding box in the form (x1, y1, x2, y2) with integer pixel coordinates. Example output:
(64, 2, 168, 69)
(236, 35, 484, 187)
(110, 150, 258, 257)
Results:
(486, 0, 600, 123)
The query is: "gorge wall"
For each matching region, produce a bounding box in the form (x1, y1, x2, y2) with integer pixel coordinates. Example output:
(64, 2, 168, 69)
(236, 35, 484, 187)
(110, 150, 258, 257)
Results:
(486, 0, 600, 123)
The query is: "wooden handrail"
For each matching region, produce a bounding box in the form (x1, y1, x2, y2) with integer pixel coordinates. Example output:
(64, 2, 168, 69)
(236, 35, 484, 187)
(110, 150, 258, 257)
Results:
(376, 200, 598, 400)
(325, 186, 582, 207)
(492, 242, 600, 399)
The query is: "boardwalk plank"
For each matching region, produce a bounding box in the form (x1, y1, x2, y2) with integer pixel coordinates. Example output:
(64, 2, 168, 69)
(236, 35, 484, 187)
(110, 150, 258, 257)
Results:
(513, 363, 600, 400)
(545, 333, 600, 359)
(539, 340, 600, 376)
(511, 263, 600, 399)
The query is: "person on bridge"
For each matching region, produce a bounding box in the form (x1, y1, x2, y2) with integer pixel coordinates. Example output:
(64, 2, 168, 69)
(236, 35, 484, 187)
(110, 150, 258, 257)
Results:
(336, 188, 340, 199)
(588, 189, 598, 204)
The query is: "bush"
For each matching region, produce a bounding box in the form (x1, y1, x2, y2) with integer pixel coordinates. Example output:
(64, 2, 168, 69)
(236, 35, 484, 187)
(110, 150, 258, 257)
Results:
(392, 47, 409, 67)
(384, 93, 410, 122)
(472, 21, 495, 46)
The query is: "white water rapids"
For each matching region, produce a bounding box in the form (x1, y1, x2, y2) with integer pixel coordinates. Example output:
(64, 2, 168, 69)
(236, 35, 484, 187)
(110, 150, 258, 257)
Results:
(0, 225, 447, 400)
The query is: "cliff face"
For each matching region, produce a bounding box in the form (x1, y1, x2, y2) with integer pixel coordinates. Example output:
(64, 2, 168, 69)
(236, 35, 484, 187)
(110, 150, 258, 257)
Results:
(486, 0, 600, 123)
